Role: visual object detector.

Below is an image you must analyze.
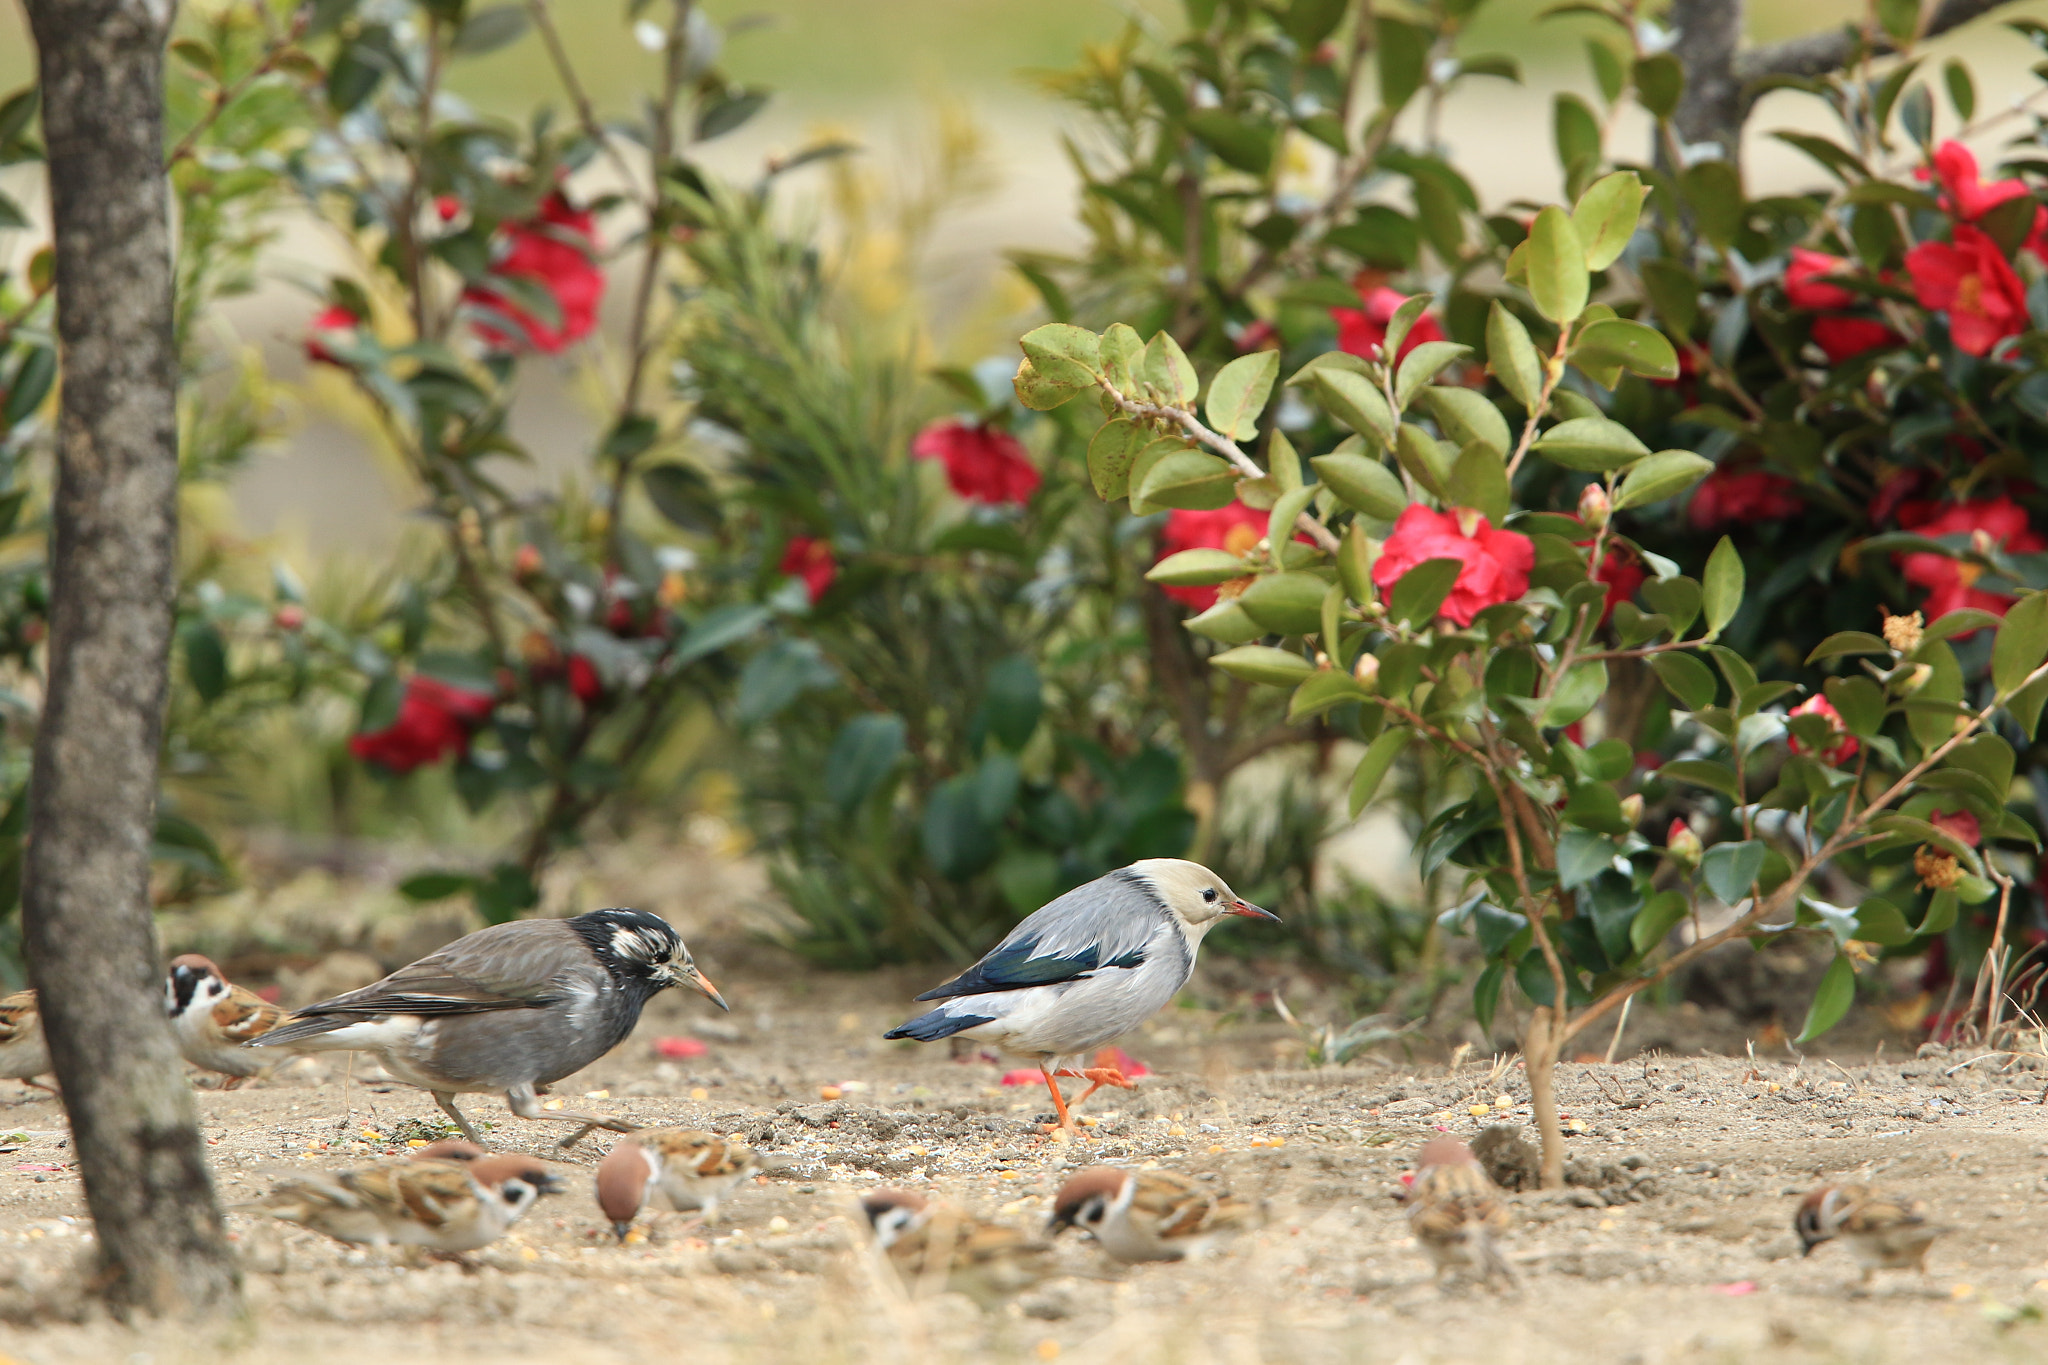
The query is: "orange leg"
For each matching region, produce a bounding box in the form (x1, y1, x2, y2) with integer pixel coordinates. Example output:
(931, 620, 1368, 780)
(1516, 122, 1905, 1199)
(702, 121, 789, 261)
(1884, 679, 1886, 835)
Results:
(1037, 1060, 1078, 1132)
(1055, 1047, 1141, 1112)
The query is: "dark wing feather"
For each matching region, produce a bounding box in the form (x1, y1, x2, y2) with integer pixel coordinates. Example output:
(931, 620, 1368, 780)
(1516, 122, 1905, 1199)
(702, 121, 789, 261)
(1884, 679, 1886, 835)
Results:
(913, 939, 1144, 1001)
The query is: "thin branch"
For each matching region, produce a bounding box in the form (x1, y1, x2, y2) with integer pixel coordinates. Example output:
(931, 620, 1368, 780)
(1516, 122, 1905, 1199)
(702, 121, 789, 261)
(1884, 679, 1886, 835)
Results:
(524, 0, 648, 201)
(1733, 0, 2018, 91)
(164, 2, 311, 170)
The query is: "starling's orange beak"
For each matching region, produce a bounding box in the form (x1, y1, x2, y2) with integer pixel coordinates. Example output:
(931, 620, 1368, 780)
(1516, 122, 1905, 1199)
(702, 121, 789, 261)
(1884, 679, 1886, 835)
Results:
(687, 966, 730, 1011)
(1228, 899, 1279, 922)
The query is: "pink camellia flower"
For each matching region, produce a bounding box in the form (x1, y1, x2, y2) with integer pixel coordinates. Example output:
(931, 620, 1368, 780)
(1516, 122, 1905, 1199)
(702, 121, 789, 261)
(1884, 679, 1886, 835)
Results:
(1895, 497, 2047, 627)
(304, 304, 363, 366)
(1688, 466, 1803, 531)
(1154, 502, 1270, 611)
(1787, 694, 1858, 767)
(1371, 505, 1534, 627)
(1929, 808, 1982, 848)
(1922, 141, 2031, 221)
(779, 536, 838, 604)
(1332, 286, 1445, 364)
(464, 192, 605, 353)
(1904, 225, 2027, 357)
(910, 420, 1042, 506)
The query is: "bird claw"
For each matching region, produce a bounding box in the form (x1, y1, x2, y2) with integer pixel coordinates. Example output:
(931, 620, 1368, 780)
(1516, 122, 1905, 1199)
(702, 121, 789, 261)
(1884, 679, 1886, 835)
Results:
(1078, 1065, 1137, 1091)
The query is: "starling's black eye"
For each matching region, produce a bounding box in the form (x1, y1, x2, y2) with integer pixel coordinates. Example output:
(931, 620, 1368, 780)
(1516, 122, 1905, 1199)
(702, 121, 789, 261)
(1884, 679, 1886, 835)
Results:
(1202, 888, 1220, 904)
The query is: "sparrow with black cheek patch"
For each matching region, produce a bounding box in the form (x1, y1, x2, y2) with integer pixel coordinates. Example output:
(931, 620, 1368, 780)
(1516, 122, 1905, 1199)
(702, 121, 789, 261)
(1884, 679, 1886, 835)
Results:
(1048, 1166, 1257, 1262)
(166, 954, 290, 1086)
(1795, 1183, 1947, 1281)
(0, 989, 52, 1094)
(860, 1189, 1053, 1309)
(250, 907, 727, 1147)
(235, 1154, 564, 1256)
(1401, 1136, 1515, 1289)
(596, 1128, 759, 1240)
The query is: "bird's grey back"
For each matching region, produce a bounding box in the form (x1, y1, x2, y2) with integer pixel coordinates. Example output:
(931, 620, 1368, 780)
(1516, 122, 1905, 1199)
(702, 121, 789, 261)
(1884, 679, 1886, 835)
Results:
(996, 869, 1178, 972)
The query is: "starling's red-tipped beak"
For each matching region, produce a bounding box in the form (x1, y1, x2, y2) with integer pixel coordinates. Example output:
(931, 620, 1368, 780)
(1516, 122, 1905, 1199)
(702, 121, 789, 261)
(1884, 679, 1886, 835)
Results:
(1228, 899, 1279, 922)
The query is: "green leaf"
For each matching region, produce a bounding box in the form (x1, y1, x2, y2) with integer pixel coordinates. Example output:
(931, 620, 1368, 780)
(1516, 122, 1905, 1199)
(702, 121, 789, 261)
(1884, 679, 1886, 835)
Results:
(1087, 419, 1146, 501)
(736, 639, 839, 725)
(1311, 368, 1396, 444)
(181, 623, 227, 703)
(1186, 110, 1277, 174)
(1824, 675, 1887, 738)
(1486, 302, 1545, 412)
(672, 604, 771, 667)
(1210, 645, 1316, 688)
(1393, 342, 1472, 407)
(1991, 590, 2048, 695)
(1183, 598, 1264, 643)
(1553, 92, 1602, 176)
(1924, 608, 2006, 642)
(1020, 323, 1102, 389)
(1394, 423, 1452, 499)
(1612, 449, 1711, 510)
(1290, 669, 1369, 721)
(452, 5, 532, 55)
(1920, 888, 1959, 935)
(1574, 318, 1679, 380)
(1806, 631, 1891, 664)
(1943, 57, 1976, 120)
(1348, 729, 1409, 816)
(982, 656, 1043, 750)
(1013, 358, 1080, 411)
(1417, 386, 1511, 456)
(1701, 840, 1765, 904)
(1526, 205, 1590, 324)
(923, 774, 1001, 881)
(1544, 659, 1608, 728)
(1531, 415, 1650, 471)
(1640, 576, 1700, 636)
(1382, 295, 1433, 363)
(826, 713, 906, 814)
(1134, 450, 1237, 511)
(1472, 960, 1506, 1036)
(1638, 259, 1699, 335)
(1312, 452, 1407, 520)
(1907, 639, 1964, 749)
(473, 864, 540, 925)
(1658, 757, 1738, 798)
(1448, 442, 1511, 525)
(1237, 572, 1329, 635)
(1855, 897, 1915, 947)
(1631, 889, 1689, 955)
(1391, 556, 1464, 626)
(1633, 53, 1684, 120)
(399, 871, 475, 902)
(1682, 161, 1744, 250)
(1794, 954, 1856, 1043)
(1701, 536, 1743, 639)
(1557, 829, 1621, 889)
(1377, 16, 1431, 109)
(1650, 650, 1718, 709)
(1570, 171, 1646, 270)
(641, 461, 721, 533)
(1204, 350, 1280, 440)
(1148, 548, 1251, 586)
(1267, 483, 1319, 557)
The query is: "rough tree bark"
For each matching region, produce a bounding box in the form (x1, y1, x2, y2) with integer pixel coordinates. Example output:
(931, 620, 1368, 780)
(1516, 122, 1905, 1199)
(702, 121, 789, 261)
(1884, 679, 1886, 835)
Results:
(18, 0, 241, 1318)
(1667, 0, 2022, 167)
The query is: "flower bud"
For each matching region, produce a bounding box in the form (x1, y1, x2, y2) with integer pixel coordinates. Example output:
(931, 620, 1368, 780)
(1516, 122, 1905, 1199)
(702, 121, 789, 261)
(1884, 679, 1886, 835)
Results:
(513, 543, 543, 580)
(658, 570, 689, 608)
(1618, 793, 1644, 827)
(1314, 651, 1333, 670)
(1352, 652, 1380, 692)
(1577, 482, 1611, 530)
(1891, 662, 1933, 696)
(1881, 609, 1922, 655)
(274, 604, 306, 632)
(1666, 818, 1702, 869)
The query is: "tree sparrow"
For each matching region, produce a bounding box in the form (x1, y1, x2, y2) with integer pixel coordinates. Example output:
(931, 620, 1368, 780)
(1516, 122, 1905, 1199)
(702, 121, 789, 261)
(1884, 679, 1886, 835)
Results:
(251, 907, 726, 1146)
(0, 989, 52, 1093)
(1795, 1183, 1947, 1280)
(165, 954, 289, 1086)
(860, 1189, 1053, 1309)
(595, 1128, 758, 1239)
(885, 860, 1275, 1130)
(1048, 1166, 1258, 1262)
(1402, 1136, 1515, 1288)
(237, 1153, 563, 1256)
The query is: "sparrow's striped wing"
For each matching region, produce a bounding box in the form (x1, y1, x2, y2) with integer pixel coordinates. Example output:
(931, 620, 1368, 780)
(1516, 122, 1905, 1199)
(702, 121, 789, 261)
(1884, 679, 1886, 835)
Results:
(0, 990, 38, 1047)
(213, 984, 286, 1042)
(911, 870, 1166, 1001)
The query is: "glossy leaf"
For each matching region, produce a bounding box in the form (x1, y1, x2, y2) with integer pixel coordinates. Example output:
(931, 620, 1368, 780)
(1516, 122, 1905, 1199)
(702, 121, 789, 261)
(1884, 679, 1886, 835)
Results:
(1701, 536, 1743, 639)
(1391, 556, 1464, 626)
(1612, 449, 1711, 510)
(1531, 415, 1649, 471)
(1701, 839, 1765, 904)
(1348, 729, 1408, 816)
(1134, 450, 1237, 511)
(1205, 350, 1280, 440)
(1147, 548, 1250, 587)
(1418, 385, 1511, 456)
(1570, 171, 1645, 270)
(1393, 341, 1471, 407)
(1210, 645, 1316, 688)
(1237, 572, 1329, 635)
(1574, 318, 1679, 380)
(1991, 590, 2048, 695)
(1526, 205, 1590, 324)
(1794, 954, 1856, 1043)
(1313, 452, 1407, 519)
(1088, 419, 1146, 501)
(826, 713, 906, 814)
(1312, 368, 1396, 443)
(1486, 302, 1545, 412)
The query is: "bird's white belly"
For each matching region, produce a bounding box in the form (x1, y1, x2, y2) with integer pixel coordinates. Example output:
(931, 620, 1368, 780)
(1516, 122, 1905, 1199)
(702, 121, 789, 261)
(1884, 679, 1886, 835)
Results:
(954, 966, 1177, 1064)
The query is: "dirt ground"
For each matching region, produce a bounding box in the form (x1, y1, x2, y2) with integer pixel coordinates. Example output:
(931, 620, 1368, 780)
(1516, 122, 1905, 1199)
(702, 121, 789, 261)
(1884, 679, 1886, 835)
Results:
(4, 878, 2048, 1364)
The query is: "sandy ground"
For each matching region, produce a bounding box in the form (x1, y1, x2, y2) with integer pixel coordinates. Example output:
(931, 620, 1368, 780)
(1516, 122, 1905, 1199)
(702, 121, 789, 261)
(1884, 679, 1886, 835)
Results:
(3, 928, 2048, 1365)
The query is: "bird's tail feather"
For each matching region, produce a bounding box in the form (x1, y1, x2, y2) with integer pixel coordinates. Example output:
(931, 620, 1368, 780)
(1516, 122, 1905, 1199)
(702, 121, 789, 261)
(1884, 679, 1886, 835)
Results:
(246, 1013, 353, 1048)
(883, 1008, 996, 1043)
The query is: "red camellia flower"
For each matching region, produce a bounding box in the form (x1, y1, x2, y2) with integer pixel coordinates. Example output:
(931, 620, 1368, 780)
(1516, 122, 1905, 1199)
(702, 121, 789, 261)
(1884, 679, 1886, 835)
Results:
(1333, 286, 1445, 364)
(1154, 502, 1269, 611)
(780, 536, 838, 604)
(464, 192, 605, 353)
(567, 654, 603, 705)
(1783, 250, 1901, 363)
(1371, 505, 1534, 627)
(1587, 545, 1645, 625)
(1688, 465, 1803, 531)
(910, 420, 1041, 506)
(1904, 225, 2027, 357)
(1923, 141, 2031, 221)
(349, 676, 497, 774)
(304, 304, 362, 367)
(1929, 807, 1982, 848)
(1787, 694, 1858, 767)
(1895, 497, 2048, 625)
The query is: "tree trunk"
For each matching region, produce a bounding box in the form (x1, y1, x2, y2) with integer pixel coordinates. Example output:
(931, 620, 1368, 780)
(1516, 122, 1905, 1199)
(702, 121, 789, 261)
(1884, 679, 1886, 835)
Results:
(1521, 1005, 1566, 1190)
(19, 0, 241, 1319)
(1668, 0, 1744, 164)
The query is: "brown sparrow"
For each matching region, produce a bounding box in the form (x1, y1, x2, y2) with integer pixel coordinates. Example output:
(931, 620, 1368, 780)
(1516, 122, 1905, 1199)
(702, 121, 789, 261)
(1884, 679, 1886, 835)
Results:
(595, 1128, 758, 1239)
(165, 954, 289, 1086)
(1402, 1136, 1515, 1288)
(410, 1138, 486, 1162)
(236, 1153, 563, 1256)
(1048, 1166, 1257, 1262)
(1795, 1183, 1947, 1280)
(860, 1189, 1053, 1308)
(0, 989, 52, 1093)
